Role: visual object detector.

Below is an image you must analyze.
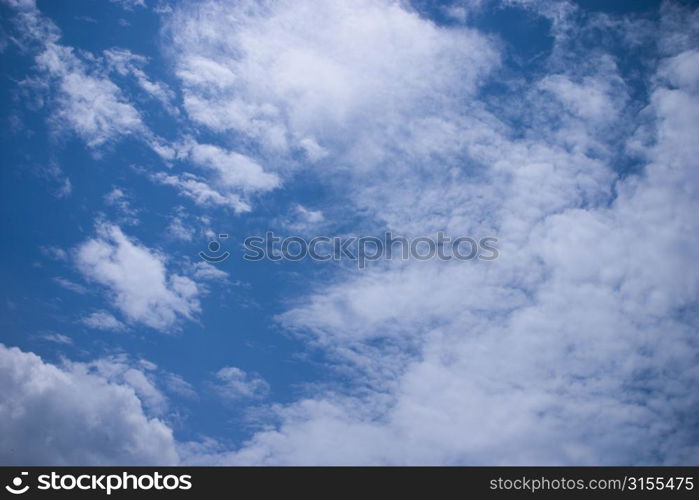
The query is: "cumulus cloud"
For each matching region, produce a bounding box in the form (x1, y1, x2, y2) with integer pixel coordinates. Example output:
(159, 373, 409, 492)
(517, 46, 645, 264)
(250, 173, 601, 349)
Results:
(84, 354, 169, 415)
(187, 143, 280, 193)
(0, 344, 178, 465)
(213, 366, 270, 401)
(165, 0, 498, 167)
(81, 310, 127, 332)
(75, 223, 200, 331)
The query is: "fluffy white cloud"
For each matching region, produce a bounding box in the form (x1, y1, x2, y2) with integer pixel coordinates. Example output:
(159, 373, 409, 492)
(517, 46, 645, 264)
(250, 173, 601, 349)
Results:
(187, 143, 280, 193)
(0, 344, 178, 465)
(213, 366, 270, 400)
(84, 355, 169, 415)
(177, 1, 699, 465)
(166, 0, 498, 167)
(75, 223, 200, 331)
(278, 203, 326, 235)
(81, 311, 127, 332)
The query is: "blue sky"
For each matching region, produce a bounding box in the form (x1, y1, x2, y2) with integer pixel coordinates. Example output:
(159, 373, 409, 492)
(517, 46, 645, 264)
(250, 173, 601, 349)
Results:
(1, 0, 698, 465)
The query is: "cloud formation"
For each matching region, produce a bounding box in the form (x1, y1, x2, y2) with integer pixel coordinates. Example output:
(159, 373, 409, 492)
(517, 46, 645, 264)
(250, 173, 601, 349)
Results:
(213, 366, 270, 401)
(2, 0, 698, 466)
(0, 344, 178, 465)
(169, 0, 699, 465)
(75, 223, 200, 331)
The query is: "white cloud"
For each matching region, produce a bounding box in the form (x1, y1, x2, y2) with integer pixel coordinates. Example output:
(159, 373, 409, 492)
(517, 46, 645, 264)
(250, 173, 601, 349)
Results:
(164, 373, 197, 399)
(84, 354, 169, 415)
(75, 223, 200, 331)
(279, 204, 326, 235)
(35, 42, 143, 148)
(176, 1, 699, 465)
(167, 214, 194, 242)
(660, 49, 699, 91)
(39, 333, 72, 345)
(165, 0, 498, 165)
(104, 187, 127, 206)
(4, 0, 699, 467)
(81, 310, 127, 331)
(295, 205, 324, 224)
(538, 73, 622, 122)
(0, 344, 178, 465)
(191, 261, 229, 281)
(109, 0, 146, 10)
(151, 172, 252, 214)
(49, 60, 143, 148)
(213, 366, 270, 400)
(5, 1, 145, 148)
(5, 1, 180, 156)
(152, 141, 280, 213)
(187, 143, 280, 193)
(104, 187, 139, 224)
(53, 277, 88, 294)
(104, 48, 178, 115)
